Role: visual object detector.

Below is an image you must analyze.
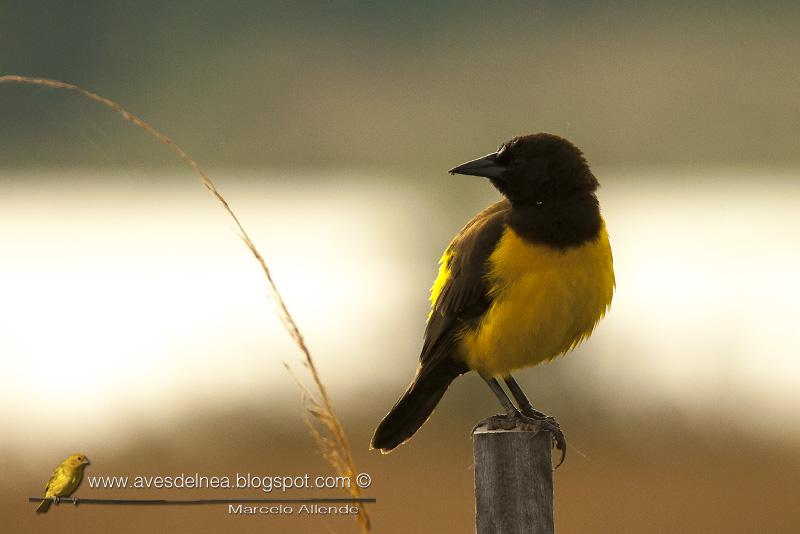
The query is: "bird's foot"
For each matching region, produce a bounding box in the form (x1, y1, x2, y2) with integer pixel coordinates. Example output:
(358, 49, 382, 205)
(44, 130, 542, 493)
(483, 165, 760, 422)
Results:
(478, 409, 567, 468)
(521, 406, 554, 421)
(72, 498, 79, 506)
(52, 496, 60, 505)
(522, 408, 566, 468)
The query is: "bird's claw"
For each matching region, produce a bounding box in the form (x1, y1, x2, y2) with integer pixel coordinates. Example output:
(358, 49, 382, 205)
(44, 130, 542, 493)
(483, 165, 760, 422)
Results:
(72, 498, 79, 506)
(52, 496, 60, 505)
(520, 408, 567, 468)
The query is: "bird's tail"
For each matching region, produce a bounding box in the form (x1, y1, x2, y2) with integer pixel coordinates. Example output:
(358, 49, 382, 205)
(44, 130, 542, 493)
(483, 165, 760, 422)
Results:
(371, 360, 464, 452)
(35, 498, 51, 514)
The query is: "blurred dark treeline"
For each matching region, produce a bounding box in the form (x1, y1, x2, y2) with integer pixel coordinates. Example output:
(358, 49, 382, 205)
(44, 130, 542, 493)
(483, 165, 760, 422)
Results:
(2, 0, 799, 171)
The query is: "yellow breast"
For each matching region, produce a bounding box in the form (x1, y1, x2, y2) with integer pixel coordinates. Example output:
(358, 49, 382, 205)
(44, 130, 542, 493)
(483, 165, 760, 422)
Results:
(459, 222, 615, 377)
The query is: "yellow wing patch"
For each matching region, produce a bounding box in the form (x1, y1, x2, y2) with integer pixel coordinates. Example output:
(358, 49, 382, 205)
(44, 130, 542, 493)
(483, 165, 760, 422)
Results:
(428, 248, 453, 312)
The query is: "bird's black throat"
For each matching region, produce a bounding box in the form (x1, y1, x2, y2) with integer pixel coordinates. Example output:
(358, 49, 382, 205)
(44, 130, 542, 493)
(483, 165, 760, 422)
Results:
(506, 193, 602, 250)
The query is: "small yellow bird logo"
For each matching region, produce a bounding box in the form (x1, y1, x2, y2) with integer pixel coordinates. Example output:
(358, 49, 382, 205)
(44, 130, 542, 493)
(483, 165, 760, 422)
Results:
(35, 453, 90, 513)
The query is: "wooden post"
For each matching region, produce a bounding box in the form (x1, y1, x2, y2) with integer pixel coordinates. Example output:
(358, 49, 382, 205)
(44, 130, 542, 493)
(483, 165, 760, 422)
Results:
(473, 422, 554, 534)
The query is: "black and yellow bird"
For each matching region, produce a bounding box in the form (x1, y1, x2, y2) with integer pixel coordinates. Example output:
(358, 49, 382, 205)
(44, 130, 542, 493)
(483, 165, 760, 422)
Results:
(371, 133, 614, 463)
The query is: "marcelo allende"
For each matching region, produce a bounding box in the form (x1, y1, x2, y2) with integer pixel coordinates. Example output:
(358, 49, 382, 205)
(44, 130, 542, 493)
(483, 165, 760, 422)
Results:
(229, 504, 360, 515)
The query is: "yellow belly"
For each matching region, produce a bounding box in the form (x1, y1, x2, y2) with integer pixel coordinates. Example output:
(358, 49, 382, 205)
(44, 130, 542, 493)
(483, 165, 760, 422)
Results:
(46, 472, 80, 498)
(458, 222, 614, 377)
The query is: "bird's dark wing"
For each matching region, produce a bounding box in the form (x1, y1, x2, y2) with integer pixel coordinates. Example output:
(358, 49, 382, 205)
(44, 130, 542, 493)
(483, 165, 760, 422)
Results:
(420, 199, 509, 367)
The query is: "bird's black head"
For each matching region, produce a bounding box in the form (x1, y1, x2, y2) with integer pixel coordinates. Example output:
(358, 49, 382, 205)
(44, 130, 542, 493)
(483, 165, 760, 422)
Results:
(449, 133, 598, 206)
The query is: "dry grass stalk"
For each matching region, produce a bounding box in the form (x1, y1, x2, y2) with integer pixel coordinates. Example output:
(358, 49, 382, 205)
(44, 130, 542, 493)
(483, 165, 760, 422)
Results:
(0, 75, 370, 532)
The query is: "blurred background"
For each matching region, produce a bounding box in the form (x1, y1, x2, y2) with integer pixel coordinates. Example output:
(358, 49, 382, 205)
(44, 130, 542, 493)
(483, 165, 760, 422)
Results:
(2, 1, 799, 532)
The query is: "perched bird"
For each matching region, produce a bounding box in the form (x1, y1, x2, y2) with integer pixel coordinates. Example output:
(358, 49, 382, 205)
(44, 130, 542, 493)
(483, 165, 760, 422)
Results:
(35, 453, 90, 513)
(371, 133, 614, 464)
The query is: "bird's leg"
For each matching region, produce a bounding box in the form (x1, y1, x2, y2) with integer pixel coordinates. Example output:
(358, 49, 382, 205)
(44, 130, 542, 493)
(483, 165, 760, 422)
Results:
(485, 377, 518, 414)
(504, 376, 549, 420)
(474, 377, 524, 432)
(52, 496, 60, 505)
(503, 375, 568, 467)
(479, 377, 545, 430)
(73, 498, 79, 506)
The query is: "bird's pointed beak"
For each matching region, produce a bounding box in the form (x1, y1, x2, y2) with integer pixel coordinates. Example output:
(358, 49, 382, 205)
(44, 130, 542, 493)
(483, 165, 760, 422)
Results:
(82, 458, 90, 465)
(448, 152, 505, 180)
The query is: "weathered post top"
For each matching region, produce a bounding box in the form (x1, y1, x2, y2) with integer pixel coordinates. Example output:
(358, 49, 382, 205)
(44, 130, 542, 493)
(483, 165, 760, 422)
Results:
(473, 422, 554, 534)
